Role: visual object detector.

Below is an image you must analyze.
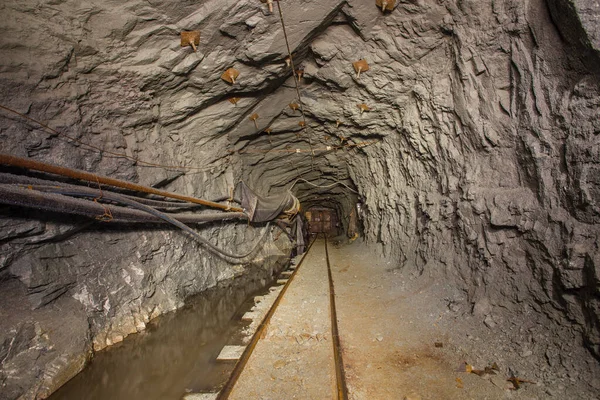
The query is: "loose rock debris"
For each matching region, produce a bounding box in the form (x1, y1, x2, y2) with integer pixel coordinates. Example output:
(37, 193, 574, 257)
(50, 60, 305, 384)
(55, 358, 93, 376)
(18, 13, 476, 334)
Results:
(507, 374, 537, 390)
(458, 361, 535, 390)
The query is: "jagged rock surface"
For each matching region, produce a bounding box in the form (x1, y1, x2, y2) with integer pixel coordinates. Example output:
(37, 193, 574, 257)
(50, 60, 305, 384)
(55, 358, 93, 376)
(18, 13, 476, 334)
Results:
(0, 0, 599, 398)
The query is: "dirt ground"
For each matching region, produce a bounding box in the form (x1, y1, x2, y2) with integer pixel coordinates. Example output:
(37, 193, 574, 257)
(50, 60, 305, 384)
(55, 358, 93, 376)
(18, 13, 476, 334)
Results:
(230, 239, 336, 399)
(227, 238, 599, 399)
(329, 239, 599, 400)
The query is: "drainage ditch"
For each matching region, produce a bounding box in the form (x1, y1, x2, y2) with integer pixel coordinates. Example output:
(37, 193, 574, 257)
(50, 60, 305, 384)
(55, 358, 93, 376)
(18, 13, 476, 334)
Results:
(49, 264, 288, 400)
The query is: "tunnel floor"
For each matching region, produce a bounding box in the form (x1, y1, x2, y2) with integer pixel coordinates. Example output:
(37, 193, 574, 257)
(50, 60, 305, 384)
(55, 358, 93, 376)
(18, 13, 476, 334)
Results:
(329, 240, 514, 399)
(229, 238, 337, 399)
(48, 239, 599, 400)
(217, 238, 575, 399)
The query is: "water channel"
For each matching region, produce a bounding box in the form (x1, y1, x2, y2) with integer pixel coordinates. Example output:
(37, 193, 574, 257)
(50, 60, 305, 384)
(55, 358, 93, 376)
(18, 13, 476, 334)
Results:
(50, 265, 283, 400)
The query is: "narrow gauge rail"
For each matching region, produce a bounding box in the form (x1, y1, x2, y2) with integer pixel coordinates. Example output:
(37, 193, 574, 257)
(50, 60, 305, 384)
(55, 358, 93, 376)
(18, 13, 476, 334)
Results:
(217, 234, 348, 399)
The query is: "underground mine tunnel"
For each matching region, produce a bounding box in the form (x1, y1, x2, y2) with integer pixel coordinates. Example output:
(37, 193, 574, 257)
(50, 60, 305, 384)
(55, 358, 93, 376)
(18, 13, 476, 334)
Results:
(1, 0, 600, 399)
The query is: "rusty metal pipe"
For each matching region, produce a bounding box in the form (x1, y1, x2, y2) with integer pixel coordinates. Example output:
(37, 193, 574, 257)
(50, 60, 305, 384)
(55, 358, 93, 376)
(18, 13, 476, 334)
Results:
(0, 184, 247, 225)
(0, 154, 244, 213)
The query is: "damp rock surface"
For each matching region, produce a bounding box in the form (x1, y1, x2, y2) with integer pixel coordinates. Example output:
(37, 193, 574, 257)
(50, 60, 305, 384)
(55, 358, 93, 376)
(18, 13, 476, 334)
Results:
(0, 0, 599, 398)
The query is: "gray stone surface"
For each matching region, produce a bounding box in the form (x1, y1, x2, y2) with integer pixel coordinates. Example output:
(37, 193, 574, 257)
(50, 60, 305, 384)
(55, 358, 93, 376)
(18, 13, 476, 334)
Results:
(216, 345, 246, 361)
(0, 0, 599, 398)
(182, 394, 218, 400)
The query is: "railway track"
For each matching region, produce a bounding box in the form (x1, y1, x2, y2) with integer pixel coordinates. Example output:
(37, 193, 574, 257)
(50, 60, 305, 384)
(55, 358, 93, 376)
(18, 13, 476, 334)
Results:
(214, 234, 348, 400)
(325, 235, 349, 400)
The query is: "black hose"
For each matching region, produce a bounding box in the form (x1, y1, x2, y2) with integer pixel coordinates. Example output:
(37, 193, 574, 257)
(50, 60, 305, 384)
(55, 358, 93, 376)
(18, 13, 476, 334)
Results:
(0, 172, 239, 210)
(274, 219, 294, 241)
(210, 195, 242, 204)
(0, 153, 245, 212)
(119, 194, 199, 210)
(61, 188, 267, 260)
(0, 184, 247, 224)
(0, 184, 267, 262)
(57, 186, 268, 261)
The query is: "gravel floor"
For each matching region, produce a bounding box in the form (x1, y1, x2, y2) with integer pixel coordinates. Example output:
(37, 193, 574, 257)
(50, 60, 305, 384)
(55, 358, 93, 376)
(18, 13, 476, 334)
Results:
(228, 238, 600, 399)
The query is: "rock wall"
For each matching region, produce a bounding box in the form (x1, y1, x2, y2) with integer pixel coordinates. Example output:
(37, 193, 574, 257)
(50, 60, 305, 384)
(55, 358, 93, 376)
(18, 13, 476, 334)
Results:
(342, 0, 600, 366)
(0, 2, 295, 397)
(1, 0, 599, 398)
(1, 213, 291, 399)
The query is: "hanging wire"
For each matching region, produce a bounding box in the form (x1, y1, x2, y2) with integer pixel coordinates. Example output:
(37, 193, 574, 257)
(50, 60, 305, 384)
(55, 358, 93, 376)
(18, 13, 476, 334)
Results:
(0, 104, 220, 172)
(289, 178, 359, 194)
(237, 139, 379, 154)
(275, 0, 315, 170)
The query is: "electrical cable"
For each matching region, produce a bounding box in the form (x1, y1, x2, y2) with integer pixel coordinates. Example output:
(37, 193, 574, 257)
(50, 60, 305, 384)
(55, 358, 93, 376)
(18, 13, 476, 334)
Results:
(0, 172, 239, 210)
(236, 139, 379, 155)
(275, 0, 314, 170)
(0, 154, 244, 212)
(0, 184, 247, 225)
(0, 183, 266, 262)
(289, 178, 359, 194)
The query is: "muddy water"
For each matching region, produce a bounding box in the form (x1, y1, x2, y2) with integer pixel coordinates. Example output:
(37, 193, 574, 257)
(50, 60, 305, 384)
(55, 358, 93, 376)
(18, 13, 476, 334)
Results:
(50, 266, 281, 400)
